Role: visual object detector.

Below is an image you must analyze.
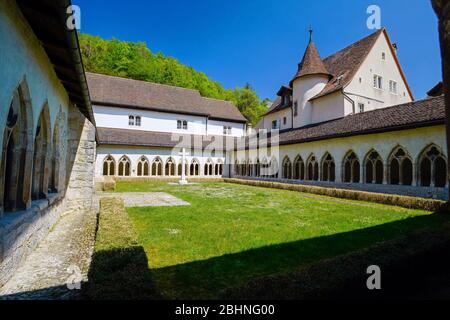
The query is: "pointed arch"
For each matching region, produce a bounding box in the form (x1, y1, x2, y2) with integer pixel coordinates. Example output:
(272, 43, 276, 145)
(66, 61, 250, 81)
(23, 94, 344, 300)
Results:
(306, 154, 319, 181)
(103, 155, 116, 176)
(418, 144, 447, 187)
(247, 159, 253, 177)
(343, 150, 360, 183)
(204, 158, 214, 176)
(190, 158, 200, 176)
(1, 79, 34, 213)
(364, 149, 384, 184)
(234, 159, 240, 176)
(282, 156, 292, 179)
(151, 157, 163, 176)
(49, 108, 63, 193)
(32, 102, 51, 200)
(137, 156, 150, 176)
(165, 157, 176, 176)
(261, 157, 268, 178)
(321, 152, 335, 182)
(255, 158, 261, 177)
(270, 157, 279, 178)
(293, 155, 305, 180)
(118, 155, 131, 176)
(215, 159, 224, 176)
(177, 161, 189, 177)
(388, 146, 412, 185)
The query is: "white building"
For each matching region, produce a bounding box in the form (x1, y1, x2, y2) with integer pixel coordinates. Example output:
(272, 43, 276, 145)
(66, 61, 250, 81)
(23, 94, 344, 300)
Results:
(87, 73, 247, 180)
(234, 29, 448, 200)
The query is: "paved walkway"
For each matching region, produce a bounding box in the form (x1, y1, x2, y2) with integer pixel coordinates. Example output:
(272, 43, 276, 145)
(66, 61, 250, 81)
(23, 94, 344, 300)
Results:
(0, 209, 97, 300)
(96, 192, 190, 208)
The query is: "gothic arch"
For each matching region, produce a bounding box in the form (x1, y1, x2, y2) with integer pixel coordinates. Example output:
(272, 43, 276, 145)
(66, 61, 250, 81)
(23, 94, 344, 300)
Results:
(247, 159, 253, 177)
(1, 79, 34, 213)
(293, 155, 305, 180)
(270, 157, 279, 178)
(282, 156, 292, 179)
(165, 157, 176, 176)
(103, 155, 116, 176)
(343, 150, 360, 183)
(418, 144, 447, 187)
(388, 146, 412, 185)
(32, 102, 51, 200)
(364, 149, 384, 184)
(234, 159, 240, 176)
(178, 161, 189, 177)
(118, 155, 131, 176)
(306, 154, 319, 181)
(321, 152, 336, 182)
(49, 108, 63, 193)
(261, 157, 268, 178)
(137, 156, 150, 176)
(255, 158, 261, 177)
(151, 157, 163, 176)
(190, 158, 200, 176)
(215, 159, 224, 176)
(204, 158, 214, 176)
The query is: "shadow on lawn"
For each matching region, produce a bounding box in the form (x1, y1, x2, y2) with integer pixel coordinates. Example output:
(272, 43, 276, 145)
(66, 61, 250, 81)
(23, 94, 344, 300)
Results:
(87, 212, 450, 300)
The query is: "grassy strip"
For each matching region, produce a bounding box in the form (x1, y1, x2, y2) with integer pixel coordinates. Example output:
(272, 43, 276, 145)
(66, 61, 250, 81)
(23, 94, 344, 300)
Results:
(226, 178, 447, 212)
(85, 198, 159, 300)
(219, 224, 450, 299)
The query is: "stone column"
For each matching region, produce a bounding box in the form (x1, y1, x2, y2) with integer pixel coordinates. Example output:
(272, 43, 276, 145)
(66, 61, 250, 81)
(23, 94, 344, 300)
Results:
(432, 0, 450, 202)
(335, 161, 343, 183)
(359, 162, 364, 184)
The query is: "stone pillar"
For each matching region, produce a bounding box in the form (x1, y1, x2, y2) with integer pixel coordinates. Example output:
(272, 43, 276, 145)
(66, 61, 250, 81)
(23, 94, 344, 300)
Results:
(412, 162, 418, 186)
(359, 162, 364, 184)
(335, 161, 343, 183)
(432, 0, 450, 202)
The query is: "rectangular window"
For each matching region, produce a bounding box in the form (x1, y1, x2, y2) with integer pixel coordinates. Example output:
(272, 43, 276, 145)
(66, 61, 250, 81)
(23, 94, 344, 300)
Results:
(373, 75, 383, 89)
(283, 117, 287, 125)
(358, 103, 365, 113)
(382, 52, 386, 60)
(177, 120, 188, 130)
(389, 80, 398, 94)
(135, 116, 141, 126)
(223, 126, 232, 135)
(128, 115, 135, 126)
(294, 101, 298, 116)
(272, 120, 277, 129)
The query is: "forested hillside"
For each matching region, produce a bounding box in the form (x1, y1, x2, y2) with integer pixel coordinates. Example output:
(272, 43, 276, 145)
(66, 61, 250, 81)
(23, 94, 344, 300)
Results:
(79, 34, 268, 125)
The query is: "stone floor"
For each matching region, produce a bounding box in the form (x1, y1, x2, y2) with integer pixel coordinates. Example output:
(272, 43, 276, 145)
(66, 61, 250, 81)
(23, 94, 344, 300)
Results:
(0, 209, 97, 300)
(96, 192, 190, 208)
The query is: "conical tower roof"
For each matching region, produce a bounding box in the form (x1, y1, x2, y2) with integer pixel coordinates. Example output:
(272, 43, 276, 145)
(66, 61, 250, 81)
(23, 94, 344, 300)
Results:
(291, 40, 331, 85)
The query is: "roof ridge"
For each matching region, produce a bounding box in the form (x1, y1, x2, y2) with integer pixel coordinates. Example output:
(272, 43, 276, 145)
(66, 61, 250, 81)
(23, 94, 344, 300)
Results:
(86, 72, 202, 94)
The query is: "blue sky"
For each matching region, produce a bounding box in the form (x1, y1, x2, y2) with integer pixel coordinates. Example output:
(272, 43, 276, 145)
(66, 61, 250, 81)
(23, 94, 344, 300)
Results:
(74, 0, 442, 100)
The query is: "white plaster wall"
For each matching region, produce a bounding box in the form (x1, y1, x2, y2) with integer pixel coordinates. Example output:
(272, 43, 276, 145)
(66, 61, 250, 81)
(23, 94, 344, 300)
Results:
(0, 1, 71, 144)
(93, 105, 207, 135)
(344, 31, 413, 113)
(96, 145, 226, 177)
(292, 75, 329, 128)
(207, 120, 245, 137)
(263, 108, 292, 130)
(235, 125, 446, 183)
(311, 92, 345, 124)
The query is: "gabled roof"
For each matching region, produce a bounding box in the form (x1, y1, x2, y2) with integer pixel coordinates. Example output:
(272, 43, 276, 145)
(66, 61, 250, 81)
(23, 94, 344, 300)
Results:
(290, 41, 330, 86)
(86, 72, 247, 123)
(310, 28, 414, 101)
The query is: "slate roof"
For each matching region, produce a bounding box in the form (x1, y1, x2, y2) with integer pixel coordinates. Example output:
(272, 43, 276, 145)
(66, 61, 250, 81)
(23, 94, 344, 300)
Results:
(290, 41, 330, 85)
(86, 72, 247, 123)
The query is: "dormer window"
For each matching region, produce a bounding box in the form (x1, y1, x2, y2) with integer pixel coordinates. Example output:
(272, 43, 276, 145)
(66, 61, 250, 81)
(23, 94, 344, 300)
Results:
(284, 95, 290, 105)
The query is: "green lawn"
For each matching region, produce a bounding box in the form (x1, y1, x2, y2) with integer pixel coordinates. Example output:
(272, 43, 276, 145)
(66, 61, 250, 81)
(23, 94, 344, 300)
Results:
(116, 181, 448, 299)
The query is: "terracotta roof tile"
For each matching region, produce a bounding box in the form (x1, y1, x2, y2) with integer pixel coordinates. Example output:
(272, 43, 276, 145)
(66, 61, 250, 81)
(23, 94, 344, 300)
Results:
(290, 42, 330, 85)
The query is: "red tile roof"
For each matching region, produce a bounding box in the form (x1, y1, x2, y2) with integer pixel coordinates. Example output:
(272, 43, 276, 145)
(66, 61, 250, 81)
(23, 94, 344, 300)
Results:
(290, 41, 330, 85)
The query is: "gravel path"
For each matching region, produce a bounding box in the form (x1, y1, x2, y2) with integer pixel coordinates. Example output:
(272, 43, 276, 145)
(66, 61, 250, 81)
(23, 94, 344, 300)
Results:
(0, 209, 97, 300)
(96, 192, 190, 208)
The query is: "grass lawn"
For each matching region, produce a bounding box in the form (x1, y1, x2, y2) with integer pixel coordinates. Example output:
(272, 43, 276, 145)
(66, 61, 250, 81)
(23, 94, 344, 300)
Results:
(116, 181, 448, 299)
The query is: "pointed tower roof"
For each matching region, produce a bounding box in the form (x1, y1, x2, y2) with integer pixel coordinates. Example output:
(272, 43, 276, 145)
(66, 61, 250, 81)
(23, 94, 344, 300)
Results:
(290, 34, 331, 85)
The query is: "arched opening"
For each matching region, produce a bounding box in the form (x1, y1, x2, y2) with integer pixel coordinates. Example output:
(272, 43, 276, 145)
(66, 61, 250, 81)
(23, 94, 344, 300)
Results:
(165, 158, 176, 176)
(248, 160, 253, 177)
(389, 146, 412, 185)
(321, 153, 335, 182)
(261, 158, 268, 178)
(293, 156, 305, 180)
(32, 103, 51, 200)
(190, 159, 200, 176)
(306, 155, 318, 181)
(270, 157, 279, 178)
(234, 160, 239, 176)
(282, 157, 292, 179)
(216, 161, 224, 176)
(204, 159, 213, 176)
(343, 151, 360, 183)
(118, 156, 131, 176)
(49, 111, 62, 193)
(255, 159, 261, 177)
(365, 150, 383, 184)
(419, 145, 447, 187)
(1, 82, 33, 213)
(103, 155, 116, 176)
(137, 156, 149, 176)
(151, 158, 163, 176)
(177, 162, 189, 176)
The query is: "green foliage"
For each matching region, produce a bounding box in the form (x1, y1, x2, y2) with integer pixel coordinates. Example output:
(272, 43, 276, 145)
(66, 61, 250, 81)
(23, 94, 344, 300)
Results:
(79, 34, 268, 125)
